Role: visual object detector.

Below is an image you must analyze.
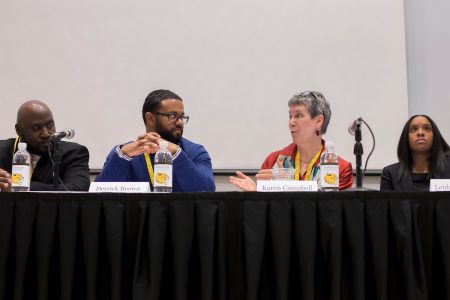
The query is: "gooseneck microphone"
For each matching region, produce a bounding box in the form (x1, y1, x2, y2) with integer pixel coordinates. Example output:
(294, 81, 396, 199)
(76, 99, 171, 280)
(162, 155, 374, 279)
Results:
(348, 118, 363, 136)
(50, 128, 75, 140)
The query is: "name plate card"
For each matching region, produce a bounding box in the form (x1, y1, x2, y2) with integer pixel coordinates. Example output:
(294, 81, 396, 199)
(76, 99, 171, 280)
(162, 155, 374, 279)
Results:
(89, 182, 151, 193)
(430, 179, 450, 192)
(257, 180, 318, 192)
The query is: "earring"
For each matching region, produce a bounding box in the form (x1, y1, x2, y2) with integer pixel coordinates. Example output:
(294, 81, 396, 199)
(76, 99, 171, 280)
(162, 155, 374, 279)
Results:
(315, 129, 320, 136)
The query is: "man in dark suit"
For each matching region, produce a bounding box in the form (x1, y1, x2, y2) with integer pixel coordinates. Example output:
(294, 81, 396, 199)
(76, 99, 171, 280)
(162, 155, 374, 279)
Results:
(0, 100, 90, 191)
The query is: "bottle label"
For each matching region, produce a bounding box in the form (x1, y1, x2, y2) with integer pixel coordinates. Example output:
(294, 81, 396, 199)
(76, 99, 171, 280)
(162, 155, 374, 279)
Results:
(153, 164, 173, 188)
(11, 164, 31, 189)
(320, 164, 339, 189)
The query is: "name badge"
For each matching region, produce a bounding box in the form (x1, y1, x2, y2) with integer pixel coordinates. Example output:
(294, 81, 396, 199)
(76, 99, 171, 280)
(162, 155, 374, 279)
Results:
(89, 182, 151, 193)
(430, 179, 450, 191)
(257, 180, 318, 192)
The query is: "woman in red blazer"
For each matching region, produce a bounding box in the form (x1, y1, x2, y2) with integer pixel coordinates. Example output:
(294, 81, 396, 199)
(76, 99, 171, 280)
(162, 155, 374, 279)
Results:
(229, 91, 353, 191)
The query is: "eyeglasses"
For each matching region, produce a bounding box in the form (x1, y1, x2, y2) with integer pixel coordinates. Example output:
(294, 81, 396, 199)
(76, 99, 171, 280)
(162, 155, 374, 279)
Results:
(299, 91, 318, 100)
(152, 111, 190, 124)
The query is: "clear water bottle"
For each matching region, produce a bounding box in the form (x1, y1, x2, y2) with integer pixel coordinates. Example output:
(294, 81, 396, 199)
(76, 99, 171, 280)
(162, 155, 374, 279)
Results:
(153, 140, 173, 193)
(11, 142, 31, 192)
(319, 141, 339, 191)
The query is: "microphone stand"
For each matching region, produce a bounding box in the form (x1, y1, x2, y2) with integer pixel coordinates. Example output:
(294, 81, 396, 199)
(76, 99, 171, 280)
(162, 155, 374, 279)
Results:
(354, 121, 364, 188)
(349, 118, 375, 191)
(50, 137, 62, 191)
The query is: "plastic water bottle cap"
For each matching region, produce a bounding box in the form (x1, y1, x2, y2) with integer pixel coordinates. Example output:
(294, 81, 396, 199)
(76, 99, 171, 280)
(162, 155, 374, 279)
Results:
(325, 141, 335, 150)
(159, 140, 169, 149)
(18, 142, 27, 150)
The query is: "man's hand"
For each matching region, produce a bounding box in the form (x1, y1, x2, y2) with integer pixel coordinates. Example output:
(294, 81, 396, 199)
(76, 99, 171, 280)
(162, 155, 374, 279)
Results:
(121, 132, 161, 157)
(0, 168, 12, 192)
(121, 132, 181, 158)
(166, 141, 180, 156)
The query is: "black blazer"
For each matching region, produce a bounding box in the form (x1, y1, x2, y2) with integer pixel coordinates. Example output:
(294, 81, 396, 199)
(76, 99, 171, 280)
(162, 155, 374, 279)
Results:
(380, 161, 450, 191)
(0, 138, 90, 191)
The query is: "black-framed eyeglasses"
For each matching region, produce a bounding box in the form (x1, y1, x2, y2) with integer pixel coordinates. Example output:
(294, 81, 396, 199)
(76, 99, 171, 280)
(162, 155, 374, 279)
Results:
(299, 91, 318, 100)
(152, 112, 190, 124)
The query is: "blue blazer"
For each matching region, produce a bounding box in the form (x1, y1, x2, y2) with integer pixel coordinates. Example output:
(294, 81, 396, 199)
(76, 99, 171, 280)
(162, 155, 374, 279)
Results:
(95, 137, 215, 192)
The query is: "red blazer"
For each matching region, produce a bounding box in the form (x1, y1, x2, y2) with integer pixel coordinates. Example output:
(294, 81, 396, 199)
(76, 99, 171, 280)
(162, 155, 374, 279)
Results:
(260, 142, 353, 190)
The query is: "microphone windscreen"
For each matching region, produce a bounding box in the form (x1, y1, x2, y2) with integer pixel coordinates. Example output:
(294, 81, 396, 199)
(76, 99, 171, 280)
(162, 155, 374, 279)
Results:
(348, 122, 356, 136)
(64, 128, 75, 139)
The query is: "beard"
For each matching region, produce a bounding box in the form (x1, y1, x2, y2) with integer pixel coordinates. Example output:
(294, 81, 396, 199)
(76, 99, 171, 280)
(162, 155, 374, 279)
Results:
(155, 123, 183, 144)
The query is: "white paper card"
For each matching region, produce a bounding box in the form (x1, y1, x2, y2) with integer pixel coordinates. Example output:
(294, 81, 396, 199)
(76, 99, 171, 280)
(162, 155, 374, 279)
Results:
(430, 179, 450, 191)
(257, 180, 318, 192)
(89, 182, 151, 193)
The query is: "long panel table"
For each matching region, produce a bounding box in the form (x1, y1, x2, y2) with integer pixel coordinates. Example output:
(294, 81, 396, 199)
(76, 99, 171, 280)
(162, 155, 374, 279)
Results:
(0, 191, 449, 300)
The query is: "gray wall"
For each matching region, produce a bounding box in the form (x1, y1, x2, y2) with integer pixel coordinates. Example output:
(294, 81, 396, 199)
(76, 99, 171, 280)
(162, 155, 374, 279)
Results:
(0, 0, 408, 172)
(405, 0, 450, 139)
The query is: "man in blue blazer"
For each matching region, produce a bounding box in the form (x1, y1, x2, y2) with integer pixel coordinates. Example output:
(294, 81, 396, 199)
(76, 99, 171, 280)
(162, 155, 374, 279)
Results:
(95, 89, 215, 192)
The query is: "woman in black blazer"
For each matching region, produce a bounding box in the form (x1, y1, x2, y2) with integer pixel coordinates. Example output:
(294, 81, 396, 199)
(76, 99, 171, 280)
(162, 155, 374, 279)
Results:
(380, 115, 450, 191)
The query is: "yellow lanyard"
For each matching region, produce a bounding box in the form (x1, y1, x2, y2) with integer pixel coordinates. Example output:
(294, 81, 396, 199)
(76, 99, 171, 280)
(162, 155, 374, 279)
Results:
(144, 153, 155, 187)
(12, 136, 20, 154)
(294, 146, 323, 181)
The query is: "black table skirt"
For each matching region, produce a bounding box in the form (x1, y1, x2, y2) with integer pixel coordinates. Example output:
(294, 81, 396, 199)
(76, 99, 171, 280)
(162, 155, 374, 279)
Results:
(0, 191, 449, 300)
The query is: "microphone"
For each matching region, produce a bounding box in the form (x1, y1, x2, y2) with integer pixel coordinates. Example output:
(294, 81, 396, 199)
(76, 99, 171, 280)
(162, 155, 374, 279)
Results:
(348, 118, 363, 136)
(50, 128, 75, 140)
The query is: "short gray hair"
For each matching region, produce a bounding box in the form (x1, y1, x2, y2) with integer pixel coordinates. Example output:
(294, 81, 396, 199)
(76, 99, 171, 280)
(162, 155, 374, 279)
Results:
(288, 91, 331, 134)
